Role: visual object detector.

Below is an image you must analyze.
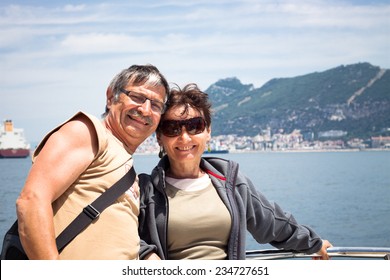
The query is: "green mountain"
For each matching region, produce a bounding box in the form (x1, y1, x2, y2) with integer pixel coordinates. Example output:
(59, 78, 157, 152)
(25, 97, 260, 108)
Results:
(205, 62, 390, 140)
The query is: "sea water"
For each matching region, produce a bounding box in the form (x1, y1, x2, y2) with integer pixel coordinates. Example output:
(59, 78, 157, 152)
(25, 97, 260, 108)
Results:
(1, 151, 389, 250)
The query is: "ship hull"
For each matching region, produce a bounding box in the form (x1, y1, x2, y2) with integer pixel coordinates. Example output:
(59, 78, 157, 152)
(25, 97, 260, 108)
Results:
(0, 148, 30, 158)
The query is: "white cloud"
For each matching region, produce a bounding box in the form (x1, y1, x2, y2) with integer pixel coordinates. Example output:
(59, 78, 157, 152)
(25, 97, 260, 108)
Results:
(63, 4, 86, 12)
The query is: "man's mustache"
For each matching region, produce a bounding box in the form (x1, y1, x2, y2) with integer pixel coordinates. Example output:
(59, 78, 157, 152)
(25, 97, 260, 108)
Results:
(128, 109, 153, 126)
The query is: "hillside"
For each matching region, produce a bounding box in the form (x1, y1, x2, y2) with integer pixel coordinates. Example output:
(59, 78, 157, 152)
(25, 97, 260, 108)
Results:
(205, 62, 390, 140)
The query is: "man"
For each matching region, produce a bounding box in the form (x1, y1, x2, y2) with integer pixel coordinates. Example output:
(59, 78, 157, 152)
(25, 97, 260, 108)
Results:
(16, 64, 169, 259)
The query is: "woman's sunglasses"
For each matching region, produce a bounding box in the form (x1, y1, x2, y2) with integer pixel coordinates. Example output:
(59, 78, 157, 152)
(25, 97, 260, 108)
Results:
(158, 117, 207, 137)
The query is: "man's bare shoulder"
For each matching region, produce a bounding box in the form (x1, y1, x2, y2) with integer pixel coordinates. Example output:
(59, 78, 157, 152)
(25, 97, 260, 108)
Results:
(42, 113, 99, 158)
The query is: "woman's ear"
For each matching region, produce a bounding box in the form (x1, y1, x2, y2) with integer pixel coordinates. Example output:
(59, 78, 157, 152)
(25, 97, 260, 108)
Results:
(158, 145, 165, 158)
(206, 125, 212, 142)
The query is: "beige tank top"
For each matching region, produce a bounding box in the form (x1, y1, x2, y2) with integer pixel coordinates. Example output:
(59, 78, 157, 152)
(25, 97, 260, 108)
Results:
(33, 111, 140, 259)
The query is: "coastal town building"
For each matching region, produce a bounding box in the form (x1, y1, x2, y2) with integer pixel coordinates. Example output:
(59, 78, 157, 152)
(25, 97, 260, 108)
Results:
(137, 130, 390, 155)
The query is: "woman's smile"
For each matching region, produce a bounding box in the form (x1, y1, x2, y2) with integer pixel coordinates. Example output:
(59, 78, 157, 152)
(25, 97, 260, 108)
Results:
(176, 145, 196, 152)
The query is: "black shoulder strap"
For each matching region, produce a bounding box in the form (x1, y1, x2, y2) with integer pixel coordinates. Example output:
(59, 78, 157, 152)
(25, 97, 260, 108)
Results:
(55, 166, 136, 251)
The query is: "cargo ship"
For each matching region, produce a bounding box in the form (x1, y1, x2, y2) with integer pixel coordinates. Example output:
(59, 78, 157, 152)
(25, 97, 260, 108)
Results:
(0, 120, 30, 158)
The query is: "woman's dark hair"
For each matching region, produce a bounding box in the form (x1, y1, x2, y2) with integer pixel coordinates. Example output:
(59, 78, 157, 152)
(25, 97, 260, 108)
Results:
(161, 83, 212, 127)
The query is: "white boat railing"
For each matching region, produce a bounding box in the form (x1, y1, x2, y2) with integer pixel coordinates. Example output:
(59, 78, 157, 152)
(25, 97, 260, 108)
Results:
(246, 247, 390, 260)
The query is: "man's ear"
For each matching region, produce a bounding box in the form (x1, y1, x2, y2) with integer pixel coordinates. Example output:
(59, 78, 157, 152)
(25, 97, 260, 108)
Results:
(156, 132, 162, 146)
(106, 87, 114, 110)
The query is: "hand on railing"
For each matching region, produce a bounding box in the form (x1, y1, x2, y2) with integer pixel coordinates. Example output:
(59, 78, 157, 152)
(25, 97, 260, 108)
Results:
(312, 239, 333, 260)
(246, 246, 390, 260)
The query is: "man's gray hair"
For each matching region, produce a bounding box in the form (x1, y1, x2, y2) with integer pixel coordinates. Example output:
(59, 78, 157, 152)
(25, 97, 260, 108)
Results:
(103, 64, 169, 117)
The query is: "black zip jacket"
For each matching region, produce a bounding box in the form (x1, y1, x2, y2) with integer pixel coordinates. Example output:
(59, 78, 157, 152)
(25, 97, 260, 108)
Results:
(138, 156, 323, 260)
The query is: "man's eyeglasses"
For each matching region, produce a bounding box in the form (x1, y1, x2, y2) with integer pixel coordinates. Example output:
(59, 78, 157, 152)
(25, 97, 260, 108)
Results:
(158, 117, 206, 137)
(120, 89, 166, 114)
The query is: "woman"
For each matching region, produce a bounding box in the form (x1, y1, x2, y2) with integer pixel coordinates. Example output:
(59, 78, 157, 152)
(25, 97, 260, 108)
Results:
(138, 83, 332, 260)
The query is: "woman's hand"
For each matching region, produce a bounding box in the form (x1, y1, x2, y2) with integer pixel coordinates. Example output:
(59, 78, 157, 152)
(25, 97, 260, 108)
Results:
(312, 239, 333, 260)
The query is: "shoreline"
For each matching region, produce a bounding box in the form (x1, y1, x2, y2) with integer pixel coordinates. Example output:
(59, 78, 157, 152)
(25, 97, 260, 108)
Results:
(135, 148, 390, 156)
(228, 148, 390, 153)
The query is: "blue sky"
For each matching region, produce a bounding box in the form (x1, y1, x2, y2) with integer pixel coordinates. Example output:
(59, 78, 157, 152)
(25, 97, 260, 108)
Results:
(1, 0, 389, 143)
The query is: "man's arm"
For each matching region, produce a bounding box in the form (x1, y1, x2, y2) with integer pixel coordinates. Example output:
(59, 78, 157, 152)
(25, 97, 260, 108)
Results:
(16, 115, 98, 259)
